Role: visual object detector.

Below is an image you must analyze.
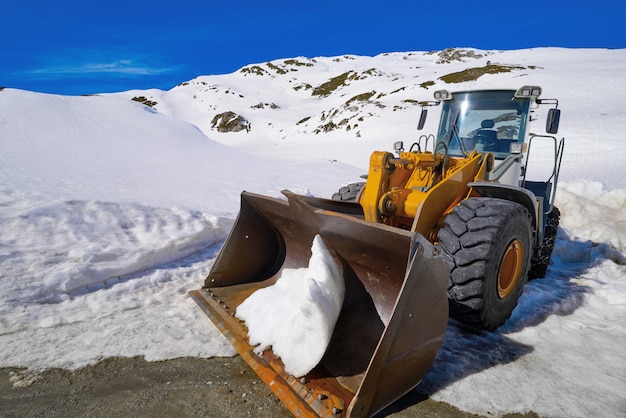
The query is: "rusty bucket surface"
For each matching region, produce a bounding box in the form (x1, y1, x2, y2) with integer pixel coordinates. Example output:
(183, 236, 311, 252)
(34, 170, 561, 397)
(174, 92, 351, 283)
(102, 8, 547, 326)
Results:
(189, 190, 449, 417)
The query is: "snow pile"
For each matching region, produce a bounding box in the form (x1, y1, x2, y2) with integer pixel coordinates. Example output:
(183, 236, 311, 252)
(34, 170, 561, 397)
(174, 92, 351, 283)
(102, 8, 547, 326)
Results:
(1, 195, 229, 300)
(236, 235, 345, 377)
(0, 188, 237, 370)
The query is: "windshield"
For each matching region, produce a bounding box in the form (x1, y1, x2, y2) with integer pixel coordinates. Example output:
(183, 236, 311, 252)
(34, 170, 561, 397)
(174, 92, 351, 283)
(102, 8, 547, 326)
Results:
(436, 90, 531, 159)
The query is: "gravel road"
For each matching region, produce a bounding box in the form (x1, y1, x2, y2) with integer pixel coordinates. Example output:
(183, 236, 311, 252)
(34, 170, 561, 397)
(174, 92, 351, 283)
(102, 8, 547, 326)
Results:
(1, 356, 537, 418)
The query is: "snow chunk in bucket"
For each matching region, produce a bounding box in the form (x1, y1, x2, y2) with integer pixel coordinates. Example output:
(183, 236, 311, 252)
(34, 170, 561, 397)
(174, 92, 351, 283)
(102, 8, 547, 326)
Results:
(235, 235, 344, 377)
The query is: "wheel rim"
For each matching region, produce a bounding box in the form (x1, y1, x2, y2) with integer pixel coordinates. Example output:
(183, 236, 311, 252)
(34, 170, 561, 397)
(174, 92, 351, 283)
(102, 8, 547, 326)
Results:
(498, 239, 524, 299)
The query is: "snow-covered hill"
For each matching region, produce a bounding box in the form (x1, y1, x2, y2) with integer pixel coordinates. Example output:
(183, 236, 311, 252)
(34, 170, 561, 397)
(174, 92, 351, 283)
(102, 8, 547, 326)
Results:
(114, 47, 626, 189)
(1, 48, 625, 417)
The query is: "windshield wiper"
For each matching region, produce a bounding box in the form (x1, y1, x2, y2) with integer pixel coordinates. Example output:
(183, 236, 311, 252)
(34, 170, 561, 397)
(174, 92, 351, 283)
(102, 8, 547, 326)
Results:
(449, 112, 469, 156)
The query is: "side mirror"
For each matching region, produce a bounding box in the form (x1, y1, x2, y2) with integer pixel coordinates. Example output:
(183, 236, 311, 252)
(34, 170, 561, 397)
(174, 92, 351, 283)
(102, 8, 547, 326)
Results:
(417, 108, 428, 130)
(546, 108, 560, 134)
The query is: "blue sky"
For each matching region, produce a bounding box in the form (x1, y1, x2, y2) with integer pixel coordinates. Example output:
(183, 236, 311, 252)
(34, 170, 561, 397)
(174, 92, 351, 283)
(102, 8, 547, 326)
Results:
(2, 0, 624, 95)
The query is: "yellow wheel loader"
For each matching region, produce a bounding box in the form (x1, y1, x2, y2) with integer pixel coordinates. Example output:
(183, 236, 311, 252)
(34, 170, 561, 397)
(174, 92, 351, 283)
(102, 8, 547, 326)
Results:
(190, 86, 564, 417)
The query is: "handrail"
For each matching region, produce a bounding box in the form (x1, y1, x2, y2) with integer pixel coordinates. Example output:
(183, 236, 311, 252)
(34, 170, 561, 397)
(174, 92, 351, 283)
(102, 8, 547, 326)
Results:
(523, 134, 565, 213)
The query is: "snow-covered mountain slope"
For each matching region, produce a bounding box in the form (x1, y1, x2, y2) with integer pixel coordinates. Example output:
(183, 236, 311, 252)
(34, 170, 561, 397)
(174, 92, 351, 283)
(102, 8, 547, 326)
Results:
(115, 47, 626, 189)
(0, 88, 360, 214)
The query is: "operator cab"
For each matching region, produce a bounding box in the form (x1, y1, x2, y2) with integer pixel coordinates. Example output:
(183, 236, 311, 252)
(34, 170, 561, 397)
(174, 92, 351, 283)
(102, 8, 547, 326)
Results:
(413, 86, 564, 233)
(433, 89, 533, 160)
(413, 86, 562, 188)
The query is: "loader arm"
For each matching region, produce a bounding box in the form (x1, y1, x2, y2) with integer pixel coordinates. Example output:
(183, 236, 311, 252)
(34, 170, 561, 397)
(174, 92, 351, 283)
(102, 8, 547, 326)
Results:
(359, 150, 488, 240)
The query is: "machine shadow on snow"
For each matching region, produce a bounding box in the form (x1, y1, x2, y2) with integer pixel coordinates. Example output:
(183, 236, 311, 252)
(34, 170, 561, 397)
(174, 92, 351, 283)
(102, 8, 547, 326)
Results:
(375, 325, 533, 417)
(501, 227, 614, 332)
(377, 227, 617, 416)
(411, 325, 534, 398)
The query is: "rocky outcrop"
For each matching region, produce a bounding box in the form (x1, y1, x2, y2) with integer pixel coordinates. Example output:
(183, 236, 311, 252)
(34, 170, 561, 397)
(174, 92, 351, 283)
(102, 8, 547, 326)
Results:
(211, 111, 250, 133)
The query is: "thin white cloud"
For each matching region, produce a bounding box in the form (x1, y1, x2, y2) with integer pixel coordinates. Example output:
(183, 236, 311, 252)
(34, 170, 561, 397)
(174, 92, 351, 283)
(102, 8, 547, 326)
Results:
(22, 59, 179, 79)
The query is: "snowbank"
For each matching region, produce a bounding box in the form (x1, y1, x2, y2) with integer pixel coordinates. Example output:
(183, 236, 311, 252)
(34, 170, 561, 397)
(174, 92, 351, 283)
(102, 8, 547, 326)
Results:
(0, 188, 237, 370)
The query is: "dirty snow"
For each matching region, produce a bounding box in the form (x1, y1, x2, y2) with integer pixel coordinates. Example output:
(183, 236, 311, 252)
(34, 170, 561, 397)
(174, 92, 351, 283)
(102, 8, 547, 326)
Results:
(0, 48, 625, 417)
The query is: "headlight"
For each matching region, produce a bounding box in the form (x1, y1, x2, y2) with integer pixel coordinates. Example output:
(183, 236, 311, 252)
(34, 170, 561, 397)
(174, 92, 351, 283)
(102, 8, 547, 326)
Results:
(515, 86, 542, 98)
(509, 142, 527, 154)
(433, 90, 452, 101)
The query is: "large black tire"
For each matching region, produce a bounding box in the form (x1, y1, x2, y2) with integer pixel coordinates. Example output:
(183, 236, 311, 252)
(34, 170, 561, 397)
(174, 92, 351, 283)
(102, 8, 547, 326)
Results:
(437, 198, 533, 331)
(331, 182, 365, 202)
(528, 206, 560, 279)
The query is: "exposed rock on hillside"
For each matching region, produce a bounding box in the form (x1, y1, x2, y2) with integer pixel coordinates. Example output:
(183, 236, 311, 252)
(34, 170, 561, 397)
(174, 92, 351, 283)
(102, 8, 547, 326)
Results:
(428, 48, 492, 64)
(438, 64, 529, 83)
(211, 111, 250, 133)
(131, 96, 158, 108)
(251, 102, 280, 109)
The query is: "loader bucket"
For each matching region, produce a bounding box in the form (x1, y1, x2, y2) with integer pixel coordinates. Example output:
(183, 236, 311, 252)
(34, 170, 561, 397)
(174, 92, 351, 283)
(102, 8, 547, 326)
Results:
(189, 190, 449, 417)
